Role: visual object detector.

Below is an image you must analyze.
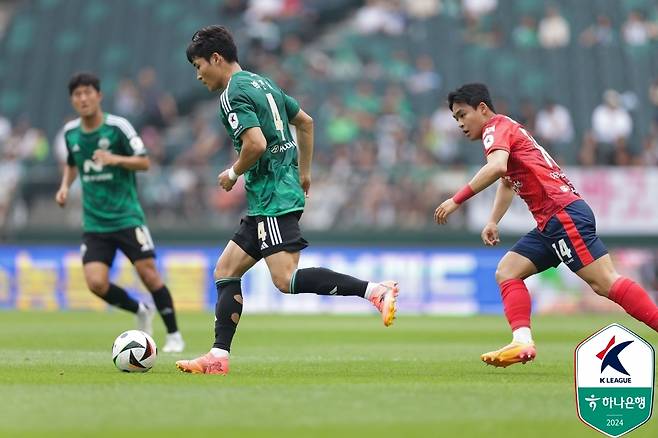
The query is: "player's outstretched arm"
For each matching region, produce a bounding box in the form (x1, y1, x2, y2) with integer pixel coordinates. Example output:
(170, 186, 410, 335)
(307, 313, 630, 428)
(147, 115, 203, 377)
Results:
(290, 109, 313, 196)
(218, 127, 267, 191)
(435, 149, 510, 224)
(481, 179, 514, 245)
(55, 164, 78, 207)
(466, 149, 510, 193)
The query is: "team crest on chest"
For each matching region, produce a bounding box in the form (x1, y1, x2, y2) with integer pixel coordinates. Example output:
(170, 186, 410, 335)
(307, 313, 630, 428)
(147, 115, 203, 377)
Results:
(98, 137, 110, 149)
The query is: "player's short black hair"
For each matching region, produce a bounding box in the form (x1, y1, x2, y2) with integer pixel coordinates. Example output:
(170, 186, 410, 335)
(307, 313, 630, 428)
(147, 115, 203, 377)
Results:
(447, 83, 496, 112)
(186, 25, 238, 63)
(68, 72, 100, 95)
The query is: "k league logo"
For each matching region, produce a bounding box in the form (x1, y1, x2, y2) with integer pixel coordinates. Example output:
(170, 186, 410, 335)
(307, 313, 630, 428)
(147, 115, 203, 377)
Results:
(575, 323, 655, 437)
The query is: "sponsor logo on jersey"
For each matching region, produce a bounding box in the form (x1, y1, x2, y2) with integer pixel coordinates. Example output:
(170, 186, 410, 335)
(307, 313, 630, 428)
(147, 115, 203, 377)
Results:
(271, 141, 297, 154)
(83, 159, 104, 173)
(228, 112, 239, 130)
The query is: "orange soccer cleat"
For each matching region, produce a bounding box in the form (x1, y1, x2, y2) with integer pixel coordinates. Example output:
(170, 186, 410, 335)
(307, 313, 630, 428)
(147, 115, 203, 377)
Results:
(481, 341, 536, 368)
(368, 281, 399, 327)
(175, 352, 229, 375)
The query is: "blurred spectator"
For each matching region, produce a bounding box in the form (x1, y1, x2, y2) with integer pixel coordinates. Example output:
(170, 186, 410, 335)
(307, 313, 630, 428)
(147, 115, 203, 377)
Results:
(139, 126, 166, 165)
(430, 107, 462, 164)
(538, 6, 570, 49)
(353, 0, 405, 35)
(0, 2, 15, 40)
(221, 0, 249, 17)
(4, 118, 48, 162)
(345, 81, 381, 113)
(636, 125, 658, 166)
(535, 100, 574, 147)
(462, 0, 497, 21)
(512, 15, 539, 49)
(586, 90, 633, 165)
(403, 0, 441, 20)
(387, 50, 413, 81)
(114, 78, 141, 119)
(245, 14, 281, 51)
(649, 77, 658, 127)
(622, 10, 650, 46)
(579, 131, 597, 166)
(591, 90, 632, 145)
(0, 112, 11, 145)
(175, 113, 222, 167)
(137, 67, 178, 128)
(246, 0, 284, 21)
(515, 99, 537, 132)
(580, 15, 616, 47)
(0, 153, 22, 228)
(463, 13, 502, 48)
(407, 55, 441, 95)
(326, 106, 360, 145)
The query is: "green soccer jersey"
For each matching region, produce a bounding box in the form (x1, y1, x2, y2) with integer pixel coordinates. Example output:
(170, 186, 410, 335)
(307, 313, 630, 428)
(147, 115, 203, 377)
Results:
(64, 113, 147, 233)
(219, 70, 305, 217)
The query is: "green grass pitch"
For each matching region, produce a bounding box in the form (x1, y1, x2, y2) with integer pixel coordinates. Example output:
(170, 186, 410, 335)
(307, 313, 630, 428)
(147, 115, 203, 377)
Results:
(0, 311, 656, 437)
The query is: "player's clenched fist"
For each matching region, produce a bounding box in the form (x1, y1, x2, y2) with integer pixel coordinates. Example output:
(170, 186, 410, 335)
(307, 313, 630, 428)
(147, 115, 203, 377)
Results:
(481, 222, 500, 246)
(55, 187, 68, 207)
(218, 169, 237, 192)
(434, 198, 460, 225)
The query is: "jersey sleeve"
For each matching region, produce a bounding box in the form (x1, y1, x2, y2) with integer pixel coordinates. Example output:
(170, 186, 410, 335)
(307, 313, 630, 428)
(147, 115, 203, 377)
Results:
(66, 142, 75, 166)
(482, 120, 513, 155)
(283, 93, 300, 120)
(108, 115, 147, 156)
(224, 86, 261, 139)
(59, 129, 76, 166)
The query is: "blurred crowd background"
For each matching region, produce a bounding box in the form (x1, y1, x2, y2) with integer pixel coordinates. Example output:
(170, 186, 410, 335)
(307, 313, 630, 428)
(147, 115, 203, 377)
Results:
(1, 0, 658, 234)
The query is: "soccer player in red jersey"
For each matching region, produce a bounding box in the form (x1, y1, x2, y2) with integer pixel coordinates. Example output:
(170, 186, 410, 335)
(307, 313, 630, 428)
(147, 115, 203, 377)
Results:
(435, 83, 658, 367)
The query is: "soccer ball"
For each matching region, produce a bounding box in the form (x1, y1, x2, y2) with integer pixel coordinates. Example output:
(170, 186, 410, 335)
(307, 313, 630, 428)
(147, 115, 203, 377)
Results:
(112, 330, 157, 372)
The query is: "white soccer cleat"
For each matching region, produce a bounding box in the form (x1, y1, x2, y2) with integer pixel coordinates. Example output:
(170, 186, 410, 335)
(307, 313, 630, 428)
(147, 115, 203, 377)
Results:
(162, 332, 185, 353)
(136, 302, 155, 335)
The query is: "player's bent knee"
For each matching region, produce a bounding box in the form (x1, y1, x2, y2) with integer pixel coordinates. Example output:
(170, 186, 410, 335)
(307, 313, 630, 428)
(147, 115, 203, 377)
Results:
(214, 263, 239, 281)
(271, 273, 292, 294)
(589, 281, 607, 296)
(140, 270, 162, 291)
(495, 265, 516, 285)
(87, 279, 109, 296)
(588, 275, 618, 297)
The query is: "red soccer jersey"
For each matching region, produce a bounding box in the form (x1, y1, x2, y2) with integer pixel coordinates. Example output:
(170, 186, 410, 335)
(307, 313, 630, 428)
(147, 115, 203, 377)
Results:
(481, 114, 580, 230)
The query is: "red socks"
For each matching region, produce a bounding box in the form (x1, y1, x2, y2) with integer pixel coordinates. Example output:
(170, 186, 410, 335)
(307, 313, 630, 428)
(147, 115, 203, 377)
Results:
(498, 277, 658, 334)
(500, 279, 532, 331)
(608, 277, 658, 331)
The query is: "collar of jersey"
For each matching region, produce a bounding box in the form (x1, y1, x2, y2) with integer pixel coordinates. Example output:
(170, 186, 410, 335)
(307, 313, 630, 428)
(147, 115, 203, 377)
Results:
(80, 113, 107, 135)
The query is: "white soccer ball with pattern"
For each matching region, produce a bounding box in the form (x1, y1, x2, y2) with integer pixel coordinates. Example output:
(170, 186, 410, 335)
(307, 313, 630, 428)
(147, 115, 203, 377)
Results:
(112, 330, 157, 372)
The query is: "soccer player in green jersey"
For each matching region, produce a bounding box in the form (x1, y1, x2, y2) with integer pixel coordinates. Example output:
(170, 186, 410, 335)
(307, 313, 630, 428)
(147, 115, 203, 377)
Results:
(55, 73, 185, 353)
(175, 25, 399, 375)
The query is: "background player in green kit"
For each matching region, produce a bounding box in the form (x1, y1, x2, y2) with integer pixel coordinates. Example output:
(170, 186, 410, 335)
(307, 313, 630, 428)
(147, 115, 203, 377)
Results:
(176, 25, 399, 375)
(55, 73, 185, 353)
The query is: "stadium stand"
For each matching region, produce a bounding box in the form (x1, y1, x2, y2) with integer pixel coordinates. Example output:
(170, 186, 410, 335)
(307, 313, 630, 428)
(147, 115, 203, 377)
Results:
(1, 0, 658, 233)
